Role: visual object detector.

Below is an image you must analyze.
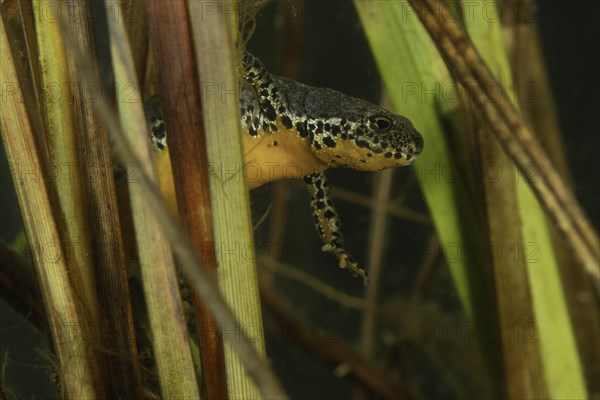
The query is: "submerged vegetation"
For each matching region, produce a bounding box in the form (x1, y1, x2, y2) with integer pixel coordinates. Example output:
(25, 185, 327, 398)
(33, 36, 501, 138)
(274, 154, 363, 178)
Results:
(0, 0, 597, 399)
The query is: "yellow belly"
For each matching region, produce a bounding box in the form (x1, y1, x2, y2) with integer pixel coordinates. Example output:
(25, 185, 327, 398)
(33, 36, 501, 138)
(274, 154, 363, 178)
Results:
(242, 123, 327, 189)
(153, 120, 328, 199)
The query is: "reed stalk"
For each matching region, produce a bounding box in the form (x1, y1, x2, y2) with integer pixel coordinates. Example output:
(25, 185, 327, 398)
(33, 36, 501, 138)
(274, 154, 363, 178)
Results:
(1, 16, 104, 399)
(354, 0, 589, 397)
(104, 1, 200, 397)
(188, 1, 268, 397)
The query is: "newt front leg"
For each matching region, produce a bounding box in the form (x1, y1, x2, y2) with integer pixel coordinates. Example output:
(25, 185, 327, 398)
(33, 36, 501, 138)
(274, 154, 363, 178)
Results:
(304, 172, 368, 285)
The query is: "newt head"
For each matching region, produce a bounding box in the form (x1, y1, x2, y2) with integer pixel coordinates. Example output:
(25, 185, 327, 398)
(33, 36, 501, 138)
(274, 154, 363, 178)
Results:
(304, 89, 424, 171)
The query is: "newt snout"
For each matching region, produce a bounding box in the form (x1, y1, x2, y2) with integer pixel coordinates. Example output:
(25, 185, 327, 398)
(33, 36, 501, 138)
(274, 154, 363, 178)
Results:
(402, 118, 424, 159)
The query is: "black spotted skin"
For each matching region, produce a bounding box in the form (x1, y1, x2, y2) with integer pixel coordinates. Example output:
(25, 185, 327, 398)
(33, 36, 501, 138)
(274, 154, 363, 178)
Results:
(144, 95, 167, 150)
(146, 52, 424, 284)
(240, 53, 423, 170)
(303, 172, 368, 284)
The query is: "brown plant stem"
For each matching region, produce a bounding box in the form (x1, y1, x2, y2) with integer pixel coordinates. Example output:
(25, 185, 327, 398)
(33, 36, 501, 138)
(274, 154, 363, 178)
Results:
(61, 3, 141, 396)
(477, 121, 548, 398)
(408, 0, 600, 289)
(63, 2, 288, 397)
(189, 0, 272, 397)
(106, 1, 202, 397)
(1, 17, 105, 396)
(361, 168, 394, 358)
(502, 1, 600, 394)
(144, 1, 228, 398)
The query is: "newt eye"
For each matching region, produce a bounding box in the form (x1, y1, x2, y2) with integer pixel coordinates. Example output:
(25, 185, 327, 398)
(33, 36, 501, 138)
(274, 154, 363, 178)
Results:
(369, 115, 392, 132)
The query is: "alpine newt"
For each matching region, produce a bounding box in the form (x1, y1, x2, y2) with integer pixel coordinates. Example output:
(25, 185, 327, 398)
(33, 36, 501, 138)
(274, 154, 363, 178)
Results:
(145, 52, 424, 284)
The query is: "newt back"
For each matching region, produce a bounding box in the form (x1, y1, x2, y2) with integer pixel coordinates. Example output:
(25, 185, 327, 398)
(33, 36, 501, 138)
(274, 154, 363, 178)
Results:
(240, 52, 424, 170)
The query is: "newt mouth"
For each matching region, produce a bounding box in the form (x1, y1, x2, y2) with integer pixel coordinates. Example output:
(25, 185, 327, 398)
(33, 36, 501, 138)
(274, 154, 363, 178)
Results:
(410, 130, 425, 156)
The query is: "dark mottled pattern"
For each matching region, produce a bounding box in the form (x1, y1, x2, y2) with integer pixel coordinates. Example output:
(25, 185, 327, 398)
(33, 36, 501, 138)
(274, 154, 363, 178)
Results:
(240, 53, 424, 167)
(303, 171, 368, 284)
(144, 52, 425, 284)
